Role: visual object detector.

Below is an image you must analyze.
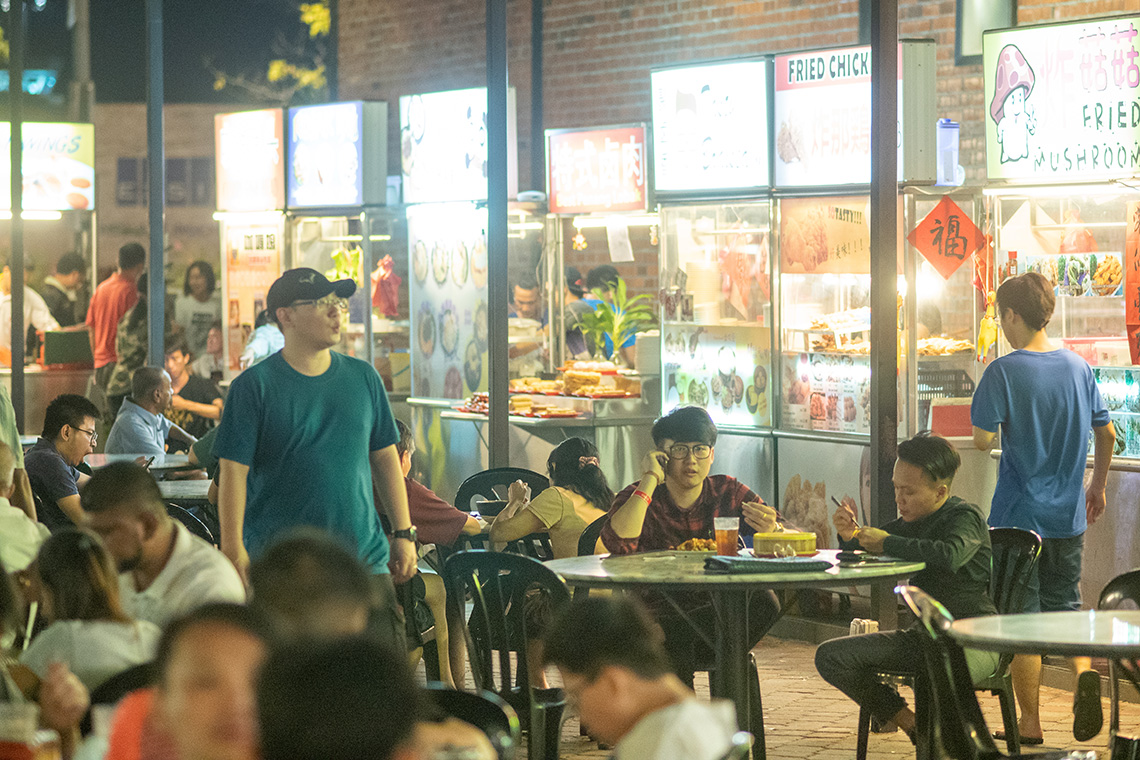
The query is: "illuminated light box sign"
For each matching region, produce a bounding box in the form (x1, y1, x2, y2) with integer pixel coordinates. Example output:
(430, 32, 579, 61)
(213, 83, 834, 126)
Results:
(215, 108, 284, 212)
(546, 125, 648, 214)
(651, 59, 770, 194)
(286, 101, 388, 208)
(773, 41, 935, 188)
(400, 87, 518, 204)
(984, 16, 1140, 182)
(0, 70, 58, 95)
(0, 122, 94, 211)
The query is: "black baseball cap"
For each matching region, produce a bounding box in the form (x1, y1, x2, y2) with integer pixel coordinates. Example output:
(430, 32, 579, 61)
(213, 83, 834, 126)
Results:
(266, 268, 356, 323)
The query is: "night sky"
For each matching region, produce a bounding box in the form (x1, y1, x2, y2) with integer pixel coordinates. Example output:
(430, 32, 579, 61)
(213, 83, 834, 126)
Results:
(11, 0, 302, 104)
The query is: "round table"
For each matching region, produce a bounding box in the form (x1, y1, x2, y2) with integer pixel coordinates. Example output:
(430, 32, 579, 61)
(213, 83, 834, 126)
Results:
(545, 550, 925, 751)
(85, 453, 192, 472)
(950, 610, 1140, 659)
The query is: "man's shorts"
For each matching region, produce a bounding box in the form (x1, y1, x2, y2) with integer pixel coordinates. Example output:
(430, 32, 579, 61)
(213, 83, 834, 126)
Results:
(1020, 533, 1085, 613)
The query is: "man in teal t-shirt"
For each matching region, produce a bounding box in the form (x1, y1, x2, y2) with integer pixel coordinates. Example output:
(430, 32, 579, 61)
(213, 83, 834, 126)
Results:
(216, 268, 417, 651)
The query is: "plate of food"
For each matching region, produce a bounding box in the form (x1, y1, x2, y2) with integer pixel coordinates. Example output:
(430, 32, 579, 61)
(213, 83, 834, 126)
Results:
(417, 303, 435, 358)
(452, 241, 469, 287)
(473, 300, 488, 349)
(463, 340, 483, 391)
(1092, 254, 1122, 296)
(688, 379, 709, 408)
(439, 300, 459, 356)
(675, 538, 716, 552)
(432, 243, 450, 285)
(412, 240, 429, 284)
(471, 240, 488, 288)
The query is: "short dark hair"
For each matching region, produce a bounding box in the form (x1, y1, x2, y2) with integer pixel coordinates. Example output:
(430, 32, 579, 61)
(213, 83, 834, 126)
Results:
(165, 337, 190, 358)
(81, 461, 166, 516)
(258, 637, 423, 760)
(35, 528, 130, 623)
(131, 366, 166, 401)
(155, 603, 275, 686)
(513, 272, 540, 293)
(996, 272, 1055, 332)
(42, 393, 100, 440)
(897, 431, 961, 484)
(586, 265, 620, 293)
(56, 252, 85, 276)
(182, 260, 217, 297)
(544, 596, 670, 680)
(118, 242, 146, 271)
(394, 419, 413, 458)
(652, 405, 718, 448)
(254, 309, 272, 329)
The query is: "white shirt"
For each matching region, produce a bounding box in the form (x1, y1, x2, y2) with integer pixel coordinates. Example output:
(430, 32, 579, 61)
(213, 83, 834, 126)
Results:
(615, 698, 738, 760)
(0, 495, 49, 571)
(20, 619, 161, 692)
(119, 522, 246, 628)
(0, 287, 61, 351)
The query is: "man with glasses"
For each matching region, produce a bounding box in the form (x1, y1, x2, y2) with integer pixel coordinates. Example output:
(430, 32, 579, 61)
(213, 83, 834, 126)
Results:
(215, 268, 416, 653)
(25, 393, 101, 530)
(601, 405, 781, 683)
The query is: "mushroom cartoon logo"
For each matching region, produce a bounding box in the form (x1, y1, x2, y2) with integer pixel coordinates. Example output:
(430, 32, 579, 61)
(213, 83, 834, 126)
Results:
(991, 44, 1037, 164)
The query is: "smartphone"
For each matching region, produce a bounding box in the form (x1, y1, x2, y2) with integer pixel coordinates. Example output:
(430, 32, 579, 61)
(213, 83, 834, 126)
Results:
(144, 456, 156, 470)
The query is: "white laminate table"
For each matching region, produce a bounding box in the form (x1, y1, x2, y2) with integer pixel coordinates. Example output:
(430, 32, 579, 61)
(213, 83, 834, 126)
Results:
(84, 453, 192, 471)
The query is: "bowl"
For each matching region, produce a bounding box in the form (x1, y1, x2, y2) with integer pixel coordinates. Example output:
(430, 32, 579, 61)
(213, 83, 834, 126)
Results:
(474, 499, 508, 517)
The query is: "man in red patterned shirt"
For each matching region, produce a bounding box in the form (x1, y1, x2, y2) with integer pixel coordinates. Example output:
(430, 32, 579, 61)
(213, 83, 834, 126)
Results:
(601, 405, 781, 684)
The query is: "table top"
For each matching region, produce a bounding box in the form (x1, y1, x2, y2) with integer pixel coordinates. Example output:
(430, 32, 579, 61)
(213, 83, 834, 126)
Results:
(950, 610, 1140, 659)
(85, 453, 192, 471)
(157, 479, 212, 501)
(544, 550, 925, 590)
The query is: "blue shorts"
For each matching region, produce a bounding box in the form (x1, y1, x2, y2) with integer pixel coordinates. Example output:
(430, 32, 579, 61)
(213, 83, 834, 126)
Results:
(1021, 533, 1085, 613)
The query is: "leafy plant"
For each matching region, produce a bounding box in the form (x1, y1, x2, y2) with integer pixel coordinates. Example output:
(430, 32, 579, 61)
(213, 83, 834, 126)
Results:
(577, 277, 656, 363)
(326, 245, 362, 285)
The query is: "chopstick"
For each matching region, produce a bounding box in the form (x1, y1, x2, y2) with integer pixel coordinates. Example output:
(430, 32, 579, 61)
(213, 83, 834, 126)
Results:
(831, 496, 862, 535)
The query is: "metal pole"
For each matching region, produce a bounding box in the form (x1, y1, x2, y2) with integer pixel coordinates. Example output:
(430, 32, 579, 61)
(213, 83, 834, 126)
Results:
(486, 0, 509, 469)
(530, 0, 544, 192)
(327, 0, 338, 101)
(869, 0, 899, 627)
(69, 0, 94, 121)
(145, 0, 165, 367)
(360, 211, 373, 366)
(9, 0, 25, 432)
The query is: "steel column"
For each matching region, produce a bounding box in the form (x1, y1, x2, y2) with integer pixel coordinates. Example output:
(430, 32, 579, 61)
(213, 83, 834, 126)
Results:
(146, 0, 165, 367)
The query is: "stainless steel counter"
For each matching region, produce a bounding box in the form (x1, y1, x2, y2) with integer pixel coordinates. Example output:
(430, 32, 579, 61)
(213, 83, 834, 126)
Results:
(0, 367, 94, 434)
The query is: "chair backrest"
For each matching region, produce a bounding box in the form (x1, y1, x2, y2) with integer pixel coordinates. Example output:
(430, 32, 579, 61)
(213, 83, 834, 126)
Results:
(718, 731, 754, 760)
(454, 468, 549, 513)
(166, 504, 214, 545)
(425, 683, 521, 760)
(442, 550, 570, 699)
(82, 662, 156, 734)
(988, 527, 1042, 615)
(577, 515, 607, 557)
(897, 585, 1003, 760)
(1099, 569, 1140, 610)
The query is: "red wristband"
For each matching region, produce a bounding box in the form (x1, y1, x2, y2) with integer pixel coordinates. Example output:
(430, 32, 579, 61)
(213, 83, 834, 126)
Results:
(632, 489, 651, 503)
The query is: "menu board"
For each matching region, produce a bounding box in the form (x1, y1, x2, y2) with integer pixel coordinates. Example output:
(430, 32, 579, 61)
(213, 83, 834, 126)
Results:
(778, 196, 872, 274)
(215, 109, 284, 212)
(773, 41, 935, 187)
(984, 16, 1140, 182)
(651, 59, 769, 193)
(408, 202, 488, 399)
(287, 101, 387, 208)
(0, 122, 94, 211)
(400, 88, 518, 204)
(223, 221, 283, 371)
(547, 125, 648, 214)
(663, 325, 771, 428)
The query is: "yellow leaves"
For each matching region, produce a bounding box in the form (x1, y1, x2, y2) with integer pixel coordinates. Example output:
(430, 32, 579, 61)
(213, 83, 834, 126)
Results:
(265, 59, 325, 92)
(213, 73, 227, 91)
(300, 2, 331, 38)
(267, 59, 289, 83)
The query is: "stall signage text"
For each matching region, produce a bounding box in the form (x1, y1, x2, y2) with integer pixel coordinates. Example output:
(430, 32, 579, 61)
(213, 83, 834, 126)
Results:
(225, 223, 282, 370)
(215, 109, 284, 211)
(0, 122, 94, 211)
(908, 196, 985, 280)
(650, 60, 769, 192)
(547, 126, 647, 214)
(779, 196, 872, 274)
(287, 102, 364, 207)
(984, 16, 1140, 181)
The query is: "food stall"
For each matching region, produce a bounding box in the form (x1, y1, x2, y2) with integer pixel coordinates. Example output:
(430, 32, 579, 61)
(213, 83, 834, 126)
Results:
(651, 56, 776, 499)
(982, 14, 1140, 600)
(0, 121, 97, 432)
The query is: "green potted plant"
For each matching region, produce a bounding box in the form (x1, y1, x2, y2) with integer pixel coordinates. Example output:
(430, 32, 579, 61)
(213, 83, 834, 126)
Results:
(577, 276, 656, 367)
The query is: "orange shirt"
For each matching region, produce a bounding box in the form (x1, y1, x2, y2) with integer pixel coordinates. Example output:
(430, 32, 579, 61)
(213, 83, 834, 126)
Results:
(86, 272, 138, 368)
(106, 688, 178, 760)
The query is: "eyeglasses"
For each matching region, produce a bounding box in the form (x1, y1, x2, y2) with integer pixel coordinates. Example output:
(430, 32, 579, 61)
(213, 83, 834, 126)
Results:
(290, 294, 349, 312)
(72, 426, 98, 444)
(667, 443, 712, 461)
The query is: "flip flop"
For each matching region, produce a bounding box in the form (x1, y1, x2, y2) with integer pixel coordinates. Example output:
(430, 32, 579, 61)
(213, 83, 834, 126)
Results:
(992, 730, 1044, 746)
(1073, 669, 1103, 741)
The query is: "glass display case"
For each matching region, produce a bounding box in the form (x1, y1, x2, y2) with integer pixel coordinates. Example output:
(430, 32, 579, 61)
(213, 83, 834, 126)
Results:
(659, 201, 773, 429)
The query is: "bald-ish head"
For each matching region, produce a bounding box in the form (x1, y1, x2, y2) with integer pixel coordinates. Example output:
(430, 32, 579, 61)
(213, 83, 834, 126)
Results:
(81, 462, 171, 573)
(131, 366, 173, 414)
(0, 441, 15, 495)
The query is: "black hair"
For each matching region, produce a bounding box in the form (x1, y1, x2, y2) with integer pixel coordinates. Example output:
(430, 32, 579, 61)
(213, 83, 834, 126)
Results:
(42, 393, 101, 441)
(897, 431, 961, 484)
(254, 309, 272, 330)
(131, 366, 166, 402)
(126, 273, 149, 332)
(513, 272, 540, 292)
(394, 419, 413, 458)
(35, 528, 130, 623)
(547, 437, 613, 511)
(565, 266, 586, 298)
(155, 603, 275, 686)
(80, 461, 166, 515)
(56, 252, 85, 276)
(996, 272, 1055, 332)
(165, 336, 190, 358)
(118, 242, 146, 271)
(258, 637, 423, 760)
(651, 405, 718, 448)
(586, 265, 620, 293)
(544, 596, 670, 680)
(182, 260, 217, 298)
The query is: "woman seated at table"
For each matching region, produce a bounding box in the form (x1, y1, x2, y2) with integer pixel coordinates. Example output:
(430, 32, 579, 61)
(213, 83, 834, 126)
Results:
(490, 437, 612, 559)
(16, 528, 161, 693)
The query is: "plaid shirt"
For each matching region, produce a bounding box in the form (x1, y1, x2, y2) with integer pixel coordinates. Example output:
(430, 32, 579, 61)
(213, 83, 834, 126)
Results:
(601, 475, 760, 555)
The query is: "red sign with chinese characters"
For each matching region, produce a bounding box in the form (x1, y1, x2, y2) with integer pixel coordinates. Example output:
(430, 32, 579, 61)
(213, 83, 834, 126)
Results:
(907, 196, 985, 281)
(1125, 201, 1140, 362)
(547, 126, 647, 214)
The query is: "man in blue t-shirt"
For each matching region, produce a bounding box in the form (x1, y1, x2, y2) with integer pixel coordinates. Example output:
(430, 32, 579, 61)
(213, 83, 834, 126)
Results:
(215, 268, 417, 651)
(972, 272, 1115, 745)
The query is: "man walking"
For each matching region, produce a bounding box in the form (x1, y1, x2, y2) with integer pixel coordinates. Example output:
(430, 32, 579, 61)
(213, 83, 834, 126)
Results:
(215, 268, 416, 651)
(87, 243, 146, 407)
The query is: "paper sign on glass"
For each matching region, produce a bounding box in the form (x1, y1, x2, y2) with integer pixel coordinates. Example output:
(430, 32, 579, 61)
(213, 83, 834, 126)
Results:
(907, 196, 985, 280)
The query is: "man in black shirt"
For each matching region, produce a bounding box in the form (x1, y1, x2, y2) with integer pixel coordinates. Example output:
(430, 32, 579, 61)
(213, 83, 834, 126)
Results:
(814, 432, 998, 740)
(164, 338, 223, 442)
(40, 252, 87, 327)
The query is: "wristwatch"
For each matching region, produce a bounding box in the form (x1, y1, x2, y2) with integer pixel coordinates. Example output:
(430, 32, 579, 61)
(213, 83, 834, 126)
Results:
(391, 526, 418, 543)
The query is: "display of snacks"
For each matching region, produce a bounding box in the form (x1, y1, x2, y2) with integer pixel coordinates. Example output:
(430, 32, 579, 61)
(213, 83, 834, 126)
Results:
(563, 370, 602, 395)
(510, 377, 564, 394)
(809, 307, 871, 332)
(916, 337, 974, 356)
(751, 531, 817, 557)
(456, 392, 581, 419)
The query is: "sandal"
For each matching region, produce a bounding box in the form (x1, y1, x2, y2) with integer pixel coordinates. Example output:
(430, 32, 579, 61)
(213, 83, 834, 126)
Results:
(1072, 669, 1103, 741)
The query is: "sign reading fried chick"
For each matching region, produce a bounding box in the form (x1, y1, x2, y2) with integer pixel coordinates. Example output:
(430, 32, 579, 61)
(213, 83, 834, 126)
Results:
(779, 196, 871, 275)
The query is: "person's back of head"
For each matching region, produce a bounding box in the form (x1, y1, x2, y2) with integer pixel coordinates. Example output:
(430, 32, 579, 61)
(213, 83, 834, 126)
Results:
(652, 405, 718, 448)
(56, 252, 85, 277)
(80, 461, 167, 518)
(35, 528, 130, 623)
(258, 636, 423, 760)
(547, 436, 613, 510)
(586, 265, 620, 294)
(249, 529, 377, 640)
(897, 431, 961, 487)
(118, 243, 146, 273)
(545, 595, 670, 682)
(130, 366, 165, 404)
(996, 271, 1055, 332)
(42, 393, 101, 443)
